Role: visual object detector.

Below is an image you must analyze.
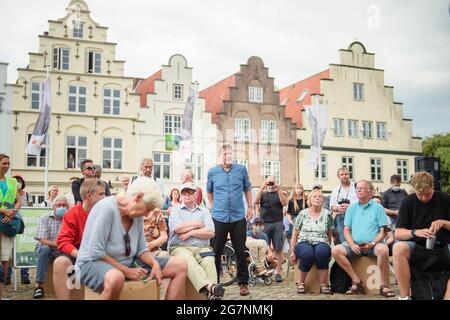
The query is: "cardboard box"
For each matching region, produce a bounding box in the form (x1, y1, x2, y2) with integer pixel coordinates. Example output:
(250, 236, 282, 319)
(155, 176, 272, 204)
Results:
(183, 278, 207, 300)
(84, 279, 160, 300)
(352, 256, 390, 295)
(43, 263, 85, 300)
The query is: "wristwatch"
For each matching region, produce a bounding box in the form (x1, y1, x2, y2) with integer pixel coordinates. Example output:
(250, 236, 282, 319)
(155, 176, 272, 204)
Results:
(411, 229, 417, 238)
(370, 241, 376, 247)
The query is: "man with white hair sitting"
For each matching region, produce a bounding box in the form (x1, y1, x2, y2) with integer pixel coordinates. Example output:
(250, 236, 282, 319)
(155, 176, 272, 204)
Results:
(75, 177, 188, 300)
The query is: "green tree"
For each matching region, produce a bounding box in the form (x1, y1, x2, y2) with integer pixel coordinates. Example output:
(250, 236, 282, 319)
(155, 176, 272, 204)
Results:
(422, 133, 450, 193)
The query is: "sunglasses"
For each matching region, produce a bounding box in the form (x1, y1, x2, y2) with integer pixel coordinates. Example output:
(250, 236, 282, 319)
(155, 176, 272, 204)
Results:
(181, 189, 195, 196)
(83, 166, 96, 171)
(124, 233, 131, 257)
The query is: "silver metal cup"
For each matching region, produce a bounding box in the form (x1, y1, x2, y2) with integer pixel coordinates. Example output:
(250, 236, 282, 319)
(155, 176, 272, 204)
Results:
(426, 235, 436, 249)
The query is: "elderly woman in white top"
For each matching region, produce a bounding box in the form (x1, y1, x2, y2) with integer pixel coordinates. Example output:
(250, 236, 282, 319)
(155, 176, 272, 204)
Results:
(290, 189, 333, 295)
(75, 177, 187, 300)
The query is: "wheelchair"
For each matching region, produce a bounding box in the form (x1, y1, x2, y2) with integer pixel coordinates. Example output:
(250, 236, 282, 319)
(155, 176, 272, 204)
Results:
(220, 241, 274, 287)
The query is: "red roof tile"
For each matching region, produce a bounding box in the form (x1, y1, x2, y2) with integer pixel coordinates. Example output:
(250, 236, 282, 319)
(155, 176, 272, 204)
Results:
(199, 75, 236, 123)
(135, 70, 163, 107)
(279, 69, 330, 128)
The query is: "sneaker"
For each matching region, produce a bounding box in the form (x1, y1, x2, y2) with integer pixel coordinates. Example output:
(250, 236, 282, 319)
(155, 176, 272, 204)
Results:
(275, 274, 283, 283)
(239, 284, 249, 296)
(33, 287, 44, 299)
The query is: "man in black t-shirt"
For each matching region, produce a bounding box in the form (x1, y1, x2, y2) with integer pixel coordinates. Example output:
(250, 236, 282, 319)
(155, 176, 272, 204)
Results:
(254, 176, 289, 282)
(393, 171, 450, 300)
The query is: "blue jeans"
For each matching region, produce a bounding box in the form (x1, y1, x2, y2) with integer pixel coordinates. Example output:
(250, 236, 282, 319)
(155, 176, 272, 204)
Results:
(334, 214, 345, 244)
(35, 245, 57, 284)
(294, 241, 331, 272)
(7, 267, 29, 281)
(0, 264, 4, 284)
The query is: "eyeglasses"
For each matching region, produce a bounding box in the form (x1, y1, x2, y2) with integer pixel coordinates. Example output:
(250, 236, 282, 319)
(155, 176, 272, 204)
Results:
(181, 190, 195, 196)
(83, 166, 96, 171)
(124, 233, 131, 257)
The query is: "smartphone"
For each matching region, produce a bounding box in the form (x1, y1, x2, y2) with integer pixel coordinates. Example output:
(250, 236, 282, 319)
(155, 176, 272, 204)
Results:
(267, 181, 275, 186)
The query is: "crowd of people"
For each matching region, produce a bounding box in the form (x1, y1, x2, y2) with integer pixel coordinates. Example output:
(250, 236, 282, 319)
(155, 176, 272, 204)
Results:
(0, 147, 449, 300)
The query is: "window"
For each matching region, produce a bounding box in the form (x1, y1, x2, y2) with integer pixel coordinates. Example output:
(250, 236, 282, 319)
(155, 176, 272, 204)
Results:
(26, 134, 48, 167)
(68, 85, 87, 112)
(370, 158, 383, 181)
(30, 195, 45, 206)
(185, 154, 203, 181)
(376, 122, 387, 140)
(362, 121, 373, 139)
(104, 89, 121, 115)
(333, 118, 344, 137)
(153, 152, 171, 180)
(66, 136, 87, 168)
(397, 159, 409, 182)
(348, 119, 359, 138)
(87, 51, 101, 74)
(263, 160, 281, 183)
(261, 120, 277, 143)
(314, 155, 327, 179)
(31, 82, 44, 110)
(249, 86, 263, 103)
(353, 83, 364, 101)
(173, 84, 183, 100)
(164, 114, 182, 135)
(102, 138, 122, 170)
(341, 156, 354, 180)
(234, 159, 249, 170)
(235, 118, 251, 142)
(53, 47, 70, 70)
(73, 21, 84, 38)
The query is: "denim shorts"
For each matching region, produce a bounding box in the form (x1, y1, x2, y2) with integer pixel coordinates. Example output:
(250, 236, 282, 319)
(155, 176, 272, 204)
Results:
(341, 241, 387, 259)
(80, 256, 170, 293)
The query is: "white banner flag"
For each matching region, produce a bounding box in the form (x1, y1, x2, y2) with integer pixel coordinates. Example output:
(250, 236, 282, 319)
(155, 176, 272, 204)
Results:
(26, 79, 52, 156)
(306, 104, 328, 168)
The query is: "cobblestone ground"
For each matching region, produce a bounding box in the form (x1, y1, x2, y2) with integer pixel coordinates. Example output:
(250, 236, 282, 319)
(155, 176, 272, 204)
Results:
(3, 264, 400, 300)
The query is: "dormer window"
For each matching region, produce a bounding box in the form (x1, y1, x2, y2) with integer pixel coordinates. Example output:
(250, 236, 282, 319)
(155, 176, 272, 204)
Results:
(249, 86, 263, 103)
(73, 21, 84, 38)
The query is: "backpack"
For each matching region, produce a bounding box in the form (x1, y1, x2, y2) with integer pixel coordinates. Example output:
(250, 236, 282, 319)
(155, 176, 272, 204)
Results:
(330, 261, 352, 293)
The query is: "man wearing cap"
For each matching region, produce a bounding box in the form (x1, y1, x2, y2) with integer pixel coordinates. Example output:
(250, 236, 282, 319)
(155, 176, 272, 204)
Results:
(168, 182, 224, 300)
(246, 217, 271, 275)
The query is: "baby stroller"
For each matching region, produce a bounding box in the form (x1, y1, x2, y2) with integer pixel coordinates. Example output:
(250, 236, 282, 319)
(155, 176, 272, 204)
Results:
(220, 240, 275, 287)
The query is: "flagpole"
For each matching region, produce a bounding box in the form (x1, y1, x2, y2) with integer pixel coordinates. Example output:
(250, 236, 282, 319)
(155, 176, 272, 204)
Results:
(316, 101, 322, 185)
(44, 66, 50, 200)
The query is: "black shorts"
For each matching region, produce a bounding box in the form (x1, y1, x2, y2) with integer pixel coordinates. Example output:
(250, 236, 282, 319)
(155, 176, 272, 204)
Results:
(263, 221, 285, 252)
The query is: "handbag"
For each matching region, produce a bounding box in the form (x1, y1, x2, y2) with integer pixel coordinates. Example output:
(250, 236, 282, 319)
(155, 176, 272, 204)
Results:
(0, 213, 24, 237)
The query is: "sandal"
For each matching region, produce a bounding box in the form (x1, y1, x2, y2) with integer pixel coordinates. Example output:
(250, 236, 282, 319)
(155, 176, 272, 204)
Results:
(296, 282, 306, 294)
(208, 283, 225, 300)
(379, 284, 395, 298)
(320, 284, 332, 295)
(345, 281, 364, 295)
(33, 287, 44, 299)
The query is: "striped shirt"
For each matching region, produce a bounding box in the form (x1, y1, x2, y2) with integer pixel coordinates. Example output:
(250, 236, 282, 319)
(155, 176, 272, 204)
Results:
(35, 212, 63, 246)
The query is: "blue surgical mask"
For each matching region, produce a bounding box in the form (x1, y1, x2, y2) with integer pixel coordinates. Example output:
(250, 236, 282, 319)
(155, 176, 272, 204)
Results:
(55, 207, 67, 218)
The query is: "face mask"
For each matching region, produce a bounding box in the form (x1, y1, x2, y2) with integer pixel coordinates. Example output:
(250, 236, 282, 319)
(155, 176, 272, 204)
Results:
(392, 186, 400, 192)
(254, 226, 264, 234)
(55, 207, 68, 218)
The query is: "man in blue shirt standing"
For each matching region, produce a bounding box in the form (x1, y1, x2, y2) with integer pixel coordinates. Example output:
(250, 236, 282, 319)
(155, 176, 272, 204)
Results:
(207, 144, 253, 296)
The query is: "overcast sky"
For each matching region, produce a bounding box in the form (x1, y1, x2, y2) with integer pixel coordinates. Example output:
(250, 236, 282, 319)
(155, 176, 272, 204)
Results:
(0, 0, 449, 138)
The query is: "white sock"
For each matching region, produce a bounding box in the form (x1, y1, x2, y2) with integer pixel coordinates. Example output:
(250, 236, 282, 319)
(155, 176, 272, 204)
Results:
(398, 296, 410, 300)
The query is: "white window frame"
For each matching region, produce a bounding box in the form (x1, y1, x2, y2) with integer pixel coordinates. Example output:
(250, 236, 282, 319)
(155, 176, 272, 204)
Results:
(53, 47, 70, 70)
(314, 154, 327, 179)
(397, 159, 409, 182)
(173, 84, 183, 100)
(370, 158, 383, 181)
(153, 152, 171, 180)
(333, 118, 344, 137)
(263, 160, 281, 184)
(234, 159, 249, 170)
(31, 81, 44, 110)
(348, 119, 359, 138)
(73, 21, 84, 38)
(26, 134, 48, 168)
(341, 156, 355, 180)
(68, 85, 87, 113)
(249, 86, 263, 103)
(376, 122, 387, 140)
(66, 135, 88, 169)
(362, 121, 373, 139)
(185, 154, 203, 181)
(102, 137, 123, 170)
(164, 114, 182, 135)
(86, 51, 102, 74)
(353, 83, 364, 101)
(261, 120, 277, 144)
(235, 118, 251, 142)
(103, 88, 121, 115)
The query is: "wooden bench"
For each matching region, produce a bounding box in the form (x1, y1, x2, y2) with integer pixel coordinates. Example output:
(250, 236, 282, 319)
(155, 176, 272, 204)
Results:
(294, 264, 322, 294)
(351, 256, 390, 295)
(182, 278, 207, 300)
(43, 263, 85, 300)
(84, 279, 160, 300)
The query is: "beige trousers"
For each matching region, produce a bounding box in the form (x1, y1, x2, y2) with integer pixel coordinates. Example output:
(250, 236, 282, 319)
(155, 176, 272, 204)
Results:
(246, 237, 267, 269)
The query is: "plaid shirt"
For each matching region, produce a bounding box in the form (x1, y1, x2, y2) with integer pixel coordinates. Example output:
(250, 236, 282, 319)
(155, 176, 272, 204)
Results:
(35, 211, 63, 246)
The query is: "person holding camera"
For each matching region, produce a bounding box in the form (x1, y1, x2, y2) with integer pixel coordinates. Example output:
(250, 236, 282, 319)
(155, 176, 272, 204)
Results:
(329, 167, 358, 244)
(254, 176, 289, 282)
(331, 180, 395, 298)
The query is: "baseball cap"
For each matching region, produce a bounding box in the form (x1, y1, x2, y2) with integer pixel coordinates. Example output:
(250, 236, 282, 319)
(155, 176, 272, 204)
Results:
(181, 182, 197, 192)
